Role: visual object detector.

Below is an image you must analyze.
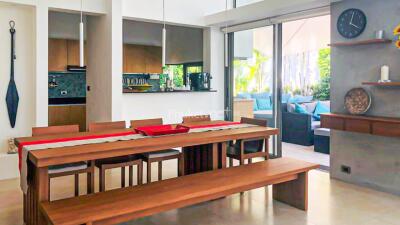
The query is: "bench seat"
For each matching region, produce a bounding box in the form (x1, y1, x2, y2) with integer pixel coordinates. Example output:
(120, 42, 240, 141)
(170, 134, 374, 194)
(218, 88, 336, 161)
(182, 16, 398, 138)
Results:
(40, 158, 319, 225)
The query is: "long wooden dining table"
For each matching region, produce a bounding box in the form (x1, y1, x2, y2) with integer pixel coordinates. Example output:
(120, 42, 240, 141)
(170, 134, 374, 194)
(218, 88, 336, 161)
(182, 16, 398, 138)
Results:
(15, 120, 279, 225)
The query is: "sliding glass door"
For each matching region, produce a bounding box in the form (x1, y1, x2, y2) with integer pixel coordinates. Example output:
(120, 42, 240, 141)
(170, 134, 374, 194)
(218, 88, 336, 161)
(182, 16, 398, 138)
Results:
(227, 25, 282, 158)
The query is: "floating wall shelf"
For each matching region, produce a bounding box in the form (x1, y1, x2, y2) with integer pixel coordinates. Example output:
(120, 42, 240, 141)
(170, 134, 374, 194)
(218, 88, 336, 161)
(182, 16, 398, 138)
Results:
(362, 82, 400, 87)
(329, 39, 392, 47)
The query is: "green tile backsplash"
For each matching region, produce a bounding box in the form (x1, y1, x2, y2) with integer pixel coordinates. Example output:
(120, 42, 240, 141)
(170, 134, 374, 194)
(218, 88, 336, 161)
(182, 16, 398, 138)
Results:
(48, 72, 86, 98)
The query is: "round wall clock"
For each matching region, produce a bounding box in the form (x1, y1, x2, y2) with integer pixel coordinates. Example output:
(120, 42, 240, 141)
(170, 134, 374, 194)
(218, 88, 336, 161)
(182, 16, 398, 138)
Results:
(337, 8, 367, 39)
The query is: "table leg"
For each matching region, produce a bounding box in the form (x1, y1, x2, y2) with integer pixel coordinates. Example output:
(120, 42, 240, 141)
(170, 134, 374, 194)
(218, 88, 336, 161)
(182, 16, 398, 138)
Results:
(220, 142, 227, 169)
(212, 143, 218, 170)
(36, 167, 49, 225)
(272, 172, 308, 211)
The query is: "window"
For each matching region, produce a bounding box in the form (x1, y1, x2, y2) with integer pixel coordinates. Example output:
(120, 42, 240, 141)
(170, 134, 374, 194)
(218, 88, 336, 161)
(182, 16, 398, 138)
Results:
(235, 0, 263, 7)
(164, 62, 203, 87)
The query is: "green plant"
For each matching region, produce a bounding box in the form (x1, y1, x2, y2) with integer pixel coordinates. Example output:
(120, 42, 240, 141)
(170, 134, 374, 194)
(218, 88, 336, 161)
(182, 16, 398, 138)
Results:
(234, 49, 270, 96)
(313, 48, 331, 100)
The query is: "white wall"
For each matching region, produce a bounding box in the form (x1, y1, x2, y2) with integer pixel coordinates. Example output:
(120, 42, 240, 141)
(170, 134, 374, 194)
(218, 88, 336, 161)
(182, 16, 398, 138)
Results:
(49, 11, 87, 40)
(0, 3, 35, 155)
(124, 20, 203, 64)
(122, 0, 227, 27)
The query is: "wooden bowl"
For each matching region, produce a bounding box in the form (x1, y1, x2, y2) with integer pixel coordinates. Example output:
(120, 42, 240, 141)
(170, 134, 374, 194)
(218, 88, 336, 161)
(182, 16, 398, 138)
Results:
(344, 87, 371, 115)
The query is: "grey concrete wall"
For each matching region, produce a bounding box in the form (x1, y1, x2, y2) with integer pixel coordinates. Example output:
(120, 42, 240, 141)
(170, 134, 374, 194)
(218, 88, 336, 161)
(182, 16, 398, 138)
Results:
(331, 0, 400, 195)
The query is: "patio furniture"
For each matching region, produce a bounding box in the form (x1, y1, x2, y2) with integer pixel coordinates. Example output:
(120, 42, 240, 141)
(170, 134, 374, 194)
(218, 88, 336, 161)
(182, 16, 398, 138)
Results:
(130, 118, 184, 183)
(314, 128, 330, 154)
(32, 125, 95, 200)
(227, 117, 269, 166)
(88, 121, 143, 192)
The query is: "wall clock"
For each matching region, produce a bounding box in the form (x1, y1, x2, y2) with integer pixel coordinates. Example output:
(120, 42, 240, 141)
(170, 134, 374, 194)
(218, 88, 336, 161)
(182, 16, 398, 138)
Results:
(337, 8, 367, 39)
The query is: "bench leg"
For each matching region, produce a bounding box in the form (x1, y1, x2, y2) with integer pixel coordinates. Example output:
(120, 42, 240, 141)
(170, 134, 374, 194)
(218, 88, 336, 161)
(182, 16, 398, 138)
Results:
(273, 172, 308, 211)
(121, 167, 126, 187)
(74, 174, 79, 197)
(137, 161, 143, 185)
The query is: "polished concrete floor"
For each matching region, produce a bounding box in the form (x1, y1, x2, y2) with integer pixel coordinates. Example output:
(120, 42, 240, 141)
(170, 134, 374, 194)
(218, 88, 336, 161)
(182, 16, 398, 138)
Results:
(282, 142, 330, 168)
(0, 158, 399, 225)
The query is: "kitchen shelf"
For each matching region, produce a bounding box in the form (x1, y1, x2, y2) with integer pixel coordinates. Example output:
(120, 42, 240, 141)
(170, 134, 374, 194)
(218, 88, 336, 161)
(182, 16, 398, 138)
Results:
(328, 39, 392, 47)
(321, 113, 400, 138)
(362, 82, 400, 87)
(123, 89, 217, 94)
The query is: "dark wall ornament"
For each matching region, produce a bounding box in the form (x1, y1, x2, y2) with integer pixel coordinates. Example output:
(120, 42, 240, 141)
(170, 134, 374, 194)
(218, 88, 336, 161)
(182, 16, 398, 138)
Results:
(6, 20, 19, 128)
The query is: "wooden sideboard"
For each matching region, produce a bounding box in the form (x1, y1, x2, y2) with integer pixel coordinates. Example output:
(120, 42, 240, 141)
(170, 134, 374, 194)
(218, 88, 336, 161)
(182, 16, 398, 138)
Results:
(321, 113, 400, 138)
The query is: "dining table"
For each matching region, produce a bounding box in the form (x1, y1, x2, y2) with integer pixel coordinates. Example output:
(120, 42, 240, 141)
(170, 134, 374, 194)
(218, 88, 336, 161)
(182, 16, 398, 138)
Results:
(15, 120, 279, 225)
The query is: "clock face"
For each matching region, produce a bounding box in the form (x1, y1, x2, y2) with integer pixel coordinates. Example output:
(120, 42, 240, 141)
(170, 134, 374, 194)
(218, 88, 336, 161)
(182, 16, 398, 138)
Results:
(337, 8, 367, 39)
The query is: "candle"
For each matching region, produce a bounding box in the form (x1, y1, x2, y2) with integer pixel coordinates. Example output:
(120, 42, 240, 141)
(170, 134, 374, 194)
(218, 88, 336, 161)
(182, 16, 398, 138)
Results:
(381, 65, 390, 81)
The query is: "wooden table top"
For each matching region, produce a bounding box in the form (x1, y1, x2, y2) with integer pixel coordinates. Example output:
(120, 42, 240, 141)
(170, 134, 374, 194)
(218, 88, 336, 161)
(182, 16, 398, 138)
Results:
(15, 121, 279, 168)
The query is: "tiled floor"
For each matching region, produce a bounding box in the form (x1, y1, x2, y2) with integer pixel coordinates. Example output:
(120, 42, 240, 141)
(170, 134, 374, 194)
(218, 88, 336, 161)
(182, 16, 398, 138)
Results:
(1, 158, 399, 225)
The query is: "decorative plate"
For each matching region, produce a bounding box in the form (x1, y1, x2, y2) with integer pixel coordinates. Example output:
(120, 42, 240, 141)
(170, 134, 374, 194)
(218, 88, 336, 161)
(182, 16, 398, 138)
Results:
(344, 87, 371, 115)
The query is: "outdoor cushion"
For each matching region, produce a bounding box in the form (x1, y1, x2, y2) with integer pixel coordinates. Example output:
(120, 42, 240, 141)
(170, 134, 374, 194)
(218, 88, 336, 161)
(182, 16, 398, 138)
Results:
(287, 103, 296, 113)
(314, 128, 330, 137)
(313, 101, 330, 121)
(290, 95, 313, 103)
(294, 103, 312, 115)
(237, 93, 252, 99)
(251, 92, 270, 99)
(282, 93, 292, 103)
(256, 98, 272, 110)
(311, 121, 321, 130)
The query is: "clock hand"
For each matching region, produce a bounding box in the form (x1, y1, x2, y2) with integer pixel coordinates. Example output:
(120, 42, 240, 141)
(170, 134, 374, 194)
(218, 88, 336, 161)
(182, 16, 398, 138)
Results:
(350, 23, 361, 29)
(350, 12, 355, 24)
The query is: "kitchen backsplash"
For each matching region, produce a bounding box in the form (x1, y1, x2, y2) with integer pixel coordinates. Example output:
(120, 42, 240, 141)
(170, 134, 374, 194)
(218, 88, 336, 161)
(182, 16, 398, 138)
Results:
(48, 72, 86, 98)
(123, 73, 161, 92)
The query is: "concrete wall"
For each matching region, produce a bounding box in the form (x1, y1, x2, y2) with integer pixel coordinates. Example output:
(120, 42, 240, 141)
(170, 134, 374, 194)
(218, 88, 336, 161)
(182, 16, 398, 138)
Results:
(330, 0, 400, 195)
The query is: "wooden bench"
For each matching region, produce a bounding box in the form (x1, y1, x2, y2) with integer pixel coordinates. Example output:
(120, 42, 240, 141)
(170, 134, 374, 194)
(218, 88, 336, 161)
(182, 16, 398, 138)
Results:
(40, 158, 319, 225)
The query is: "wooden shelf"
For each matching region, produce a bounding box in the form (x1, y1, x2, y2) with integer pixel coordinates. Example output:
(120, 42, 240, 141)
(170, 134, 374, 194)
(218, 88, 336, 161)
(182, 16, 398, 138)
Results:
(321, 113, 400, 138)
(362, 82, 400, 87)
(328, 39, 392, 47)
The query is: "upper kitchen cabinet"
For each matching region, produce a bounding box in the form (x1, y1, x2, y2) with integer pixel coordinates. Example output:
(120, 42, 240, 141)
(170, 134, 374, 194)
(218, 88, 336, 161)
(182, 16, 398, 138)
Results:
(49, 38, 68, 72)
(49, 38, 87, 72)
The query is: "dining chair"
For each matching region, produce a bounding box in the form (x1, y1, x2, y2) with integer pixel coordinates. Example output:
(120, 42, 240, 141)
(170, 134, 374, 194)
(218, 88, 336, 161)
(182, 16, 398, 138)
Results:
(131, 118, 184, 183)
(227, 117, 269, 166)
(88, 121, 143, 192)
(182, 114, 211, 123)
(32, 125, 95, 200)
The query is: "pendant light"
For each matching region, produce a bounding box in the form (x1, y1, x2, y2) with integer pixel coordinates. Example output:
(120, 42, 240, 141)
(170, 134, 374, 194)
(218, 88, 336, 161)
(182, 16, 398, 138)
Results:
(79, 0, 84, 67)
(224, 0, 229, 67)
(162, 0, 166, 68)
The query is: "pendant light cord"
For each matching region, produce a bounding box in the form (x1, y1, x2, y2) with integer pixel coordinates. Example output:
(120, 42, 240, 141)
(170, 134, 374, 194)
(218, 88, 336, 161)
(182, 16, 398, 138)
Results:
(163, 0, 166, 29)
(80, 0, 83, 23)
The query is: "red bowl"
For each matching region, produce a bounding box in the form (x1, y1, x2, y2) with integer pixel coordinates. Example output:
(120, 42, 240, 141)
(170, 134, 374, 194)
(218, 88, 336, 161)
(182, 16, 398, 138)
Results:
(135, 125, 190, 136)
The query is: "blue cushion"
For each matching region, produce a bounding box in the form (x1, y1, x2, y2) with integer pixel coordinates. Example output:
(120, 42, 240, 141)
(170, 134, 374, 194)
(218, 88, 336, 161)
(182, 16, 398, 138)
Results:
(256, 98, 272, 110)
(294, 103, 312, 116)
(237, 93, 252, 99)
(253, 100, 258, 111)
(282, 93, 291, 103)
(251, 92, 270, 99)
(313, 101, 330, 121)
(290, 95, 313, 103)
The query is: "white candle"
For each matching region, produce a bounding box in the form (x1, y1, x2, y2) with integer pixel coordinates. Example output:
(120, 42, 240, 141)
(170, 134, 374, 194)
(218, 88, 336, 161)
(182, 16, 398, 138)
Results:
(381, 65, 390, 81)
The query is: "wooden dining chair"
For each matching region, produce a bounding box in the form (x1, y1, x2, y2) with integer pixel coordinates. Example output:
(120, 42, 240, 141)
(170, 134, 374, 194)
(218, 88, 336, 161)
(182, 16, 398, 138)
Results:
(32, 125, 95, 200)
(131, 118, 184, 183)
(88, 121, 143, 192)
(227, 117, 269, 166)
(182, 115, 211, 123)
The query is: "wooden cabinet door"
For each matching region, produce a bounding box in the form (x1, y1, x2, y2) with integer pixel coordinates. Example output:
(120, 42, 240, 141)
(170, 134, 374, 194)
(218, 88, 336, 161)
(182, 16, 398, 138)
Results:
(49, 105, 86, 131)
(49, 39, 68, 72)
(123, 44, 147, 73)
(67, 40, 87, 66)
(145, 46, 162, 73)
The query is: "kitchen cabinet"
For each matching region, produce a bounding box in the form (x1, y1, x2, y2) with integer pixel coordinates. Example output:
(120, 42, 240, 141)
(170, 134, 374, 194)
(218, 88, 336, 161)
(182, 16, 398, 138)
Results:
(123, 44, 162, 73)
(49, 105, 86, 131)
(49, 39, 68, 72)
(49, 38, 86, 71)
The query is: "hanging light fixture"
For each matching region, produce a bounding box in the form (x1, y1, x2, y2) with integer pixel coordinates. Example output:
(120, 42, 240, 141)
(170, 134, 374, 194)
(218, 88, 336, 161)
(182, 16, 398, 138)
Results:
(79, 0, 84, 67)
(224, 0, 229, 67)
(162, 0, 166, 68)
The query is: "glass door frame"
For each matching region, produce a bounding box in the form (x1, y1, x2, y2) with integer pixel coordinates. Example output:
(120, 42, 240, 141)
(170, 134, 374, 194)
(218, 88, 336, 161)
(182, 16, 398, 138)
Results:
(224, 24, 283, 158)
